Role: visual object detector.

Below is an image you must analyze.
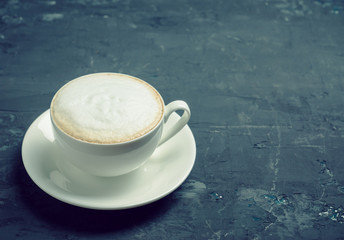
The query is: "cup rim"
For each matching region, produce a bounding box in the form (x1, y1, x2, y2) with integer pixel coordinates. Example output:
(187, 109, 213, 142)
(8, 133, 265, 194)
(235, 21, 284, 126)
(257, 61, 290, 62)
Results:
(50, 72, 165, 146)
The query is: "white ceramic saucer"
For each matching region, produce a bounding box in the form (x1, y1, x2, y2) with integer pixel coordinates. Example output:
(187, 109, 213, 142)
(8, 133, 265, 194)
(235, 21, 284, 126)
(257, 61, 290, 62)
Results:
(22, 110, 196, 210)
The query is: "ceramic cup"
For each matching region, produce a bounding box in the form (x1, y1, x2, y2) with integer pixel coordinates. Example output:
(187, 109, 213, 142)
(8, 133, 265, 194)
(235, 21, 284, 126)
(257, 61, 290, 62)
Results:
(50, 73, 190, 177)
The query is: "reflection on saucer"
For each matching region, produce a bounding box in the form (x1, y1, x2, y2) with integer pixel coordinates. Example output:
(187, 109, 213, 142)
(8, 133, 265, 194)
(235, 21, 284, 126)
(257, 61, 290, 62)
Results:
(37, 111, 54, 143)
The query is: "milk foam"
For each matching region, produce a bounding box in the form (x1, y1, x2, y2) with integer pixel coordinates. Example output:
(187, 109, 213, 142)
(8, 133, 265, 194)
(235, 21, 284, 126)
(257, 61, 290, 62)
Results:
(51, 73, 164, 144)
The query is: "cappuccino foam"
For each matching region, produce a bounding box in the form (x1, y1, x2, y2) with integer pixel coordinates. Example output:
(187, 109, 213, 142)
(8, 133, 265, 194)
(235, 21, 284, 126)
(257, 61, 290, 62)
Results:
(51, 73, 164, 144)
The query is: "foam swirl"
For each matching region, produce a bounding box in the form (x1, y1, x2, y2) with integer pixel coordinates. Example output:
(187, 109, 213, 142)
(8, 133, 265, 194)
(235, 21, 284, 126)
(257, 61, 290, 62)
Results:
(51, 73, 164, 144)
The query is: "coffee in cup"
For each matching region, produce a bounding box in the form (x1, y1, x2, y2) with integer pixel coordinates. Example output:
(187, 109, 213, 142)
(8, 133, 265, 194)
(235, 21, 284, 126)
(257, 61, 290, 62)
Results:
(51, 73, 164, 144)
(50, 73, 190, 177)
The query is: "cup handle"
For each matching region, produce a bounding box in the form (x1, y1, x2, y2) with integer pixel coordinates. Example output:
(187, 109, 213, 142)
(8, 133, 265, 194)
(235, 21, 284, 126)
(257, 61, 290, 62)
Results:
(158, 100, 191, 146)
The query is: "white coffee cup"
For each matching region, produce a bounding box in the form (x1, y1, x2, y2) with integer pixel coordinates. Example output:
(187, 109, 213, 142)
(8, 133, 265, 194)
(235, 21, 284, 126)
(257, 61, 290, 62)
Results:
(50, 73, 190, 177)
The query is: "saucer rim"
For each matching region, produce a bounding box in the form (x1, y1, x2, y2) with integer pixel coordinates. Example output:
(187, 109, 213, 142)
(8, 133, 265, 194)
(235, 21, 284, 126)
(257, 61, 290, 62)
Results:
(22, 110, 196, 210)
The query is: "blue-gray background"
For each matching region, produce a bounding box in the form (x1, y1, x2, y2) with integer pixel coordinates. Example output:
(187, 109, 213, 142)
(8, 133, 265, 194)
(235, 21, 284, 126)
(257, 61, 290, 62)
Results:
(1, 0, 344, 239)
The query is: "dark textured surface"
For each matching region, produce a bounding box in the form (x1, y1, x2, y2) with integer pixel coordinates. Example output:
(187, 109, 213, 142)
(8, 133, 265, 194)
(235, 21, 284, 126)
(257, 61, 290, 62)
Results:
(1, 0, 344, 239)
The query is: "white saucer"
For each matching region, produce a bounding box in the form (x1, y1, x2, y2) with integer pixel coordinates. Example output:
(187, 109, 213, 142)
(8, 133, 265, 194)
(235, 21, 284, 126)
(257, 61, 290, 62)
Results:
(22, 110, 196, 210)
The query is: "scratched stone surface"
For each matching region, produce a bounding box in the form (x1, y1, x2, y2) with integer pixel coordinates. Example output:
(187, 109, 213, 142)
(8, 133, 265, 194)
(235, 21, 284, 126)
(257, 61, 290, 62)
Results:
(1, 0, 344, 239)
